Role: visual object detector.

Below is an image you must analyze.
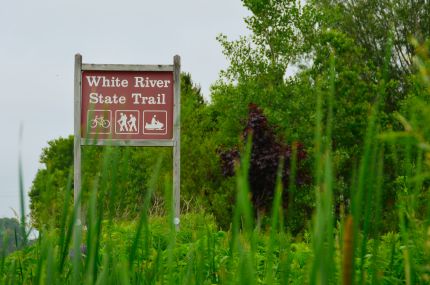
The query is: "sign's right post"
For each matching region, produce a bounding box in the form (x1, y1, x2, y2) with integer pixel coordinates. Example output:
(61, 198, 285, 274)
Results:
(173, 55, 181, 230)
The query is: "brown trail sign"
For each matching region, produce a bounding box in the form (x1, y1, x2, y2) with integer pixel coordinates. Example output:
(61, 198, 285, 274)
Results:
(74, 54, 181, 229)
(81, 70, 174, 140)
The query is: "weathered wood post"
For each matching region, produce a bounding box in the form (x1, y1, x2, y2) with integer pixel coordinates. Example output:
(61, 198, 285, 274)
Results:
(173, 55, 181, 230)
(74, 53, 82, 226)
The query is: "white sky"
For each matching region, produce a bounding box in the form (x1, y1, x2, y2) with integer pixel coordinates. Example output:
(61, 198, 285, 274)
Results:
(0, 0, 250, 218)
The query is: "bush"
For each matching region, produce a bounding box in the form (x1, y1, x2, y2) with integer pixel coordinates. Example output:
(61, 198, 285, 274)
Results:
(219, 103, 311, 232)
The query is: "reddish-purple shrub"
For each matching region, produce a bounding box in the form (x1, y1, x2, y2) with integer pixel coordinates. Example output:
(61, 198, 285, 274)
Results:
(219, 103, 310, 215)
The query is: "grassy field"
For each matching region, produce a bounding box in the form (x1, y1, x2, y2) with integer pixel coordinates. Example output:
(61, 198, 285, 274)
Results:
(1, 212, 411, 284)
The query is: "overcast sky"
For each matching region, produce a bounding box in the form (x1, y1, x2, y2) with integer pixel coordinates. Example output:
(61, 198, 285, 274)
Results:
(0, 0, 250, 218)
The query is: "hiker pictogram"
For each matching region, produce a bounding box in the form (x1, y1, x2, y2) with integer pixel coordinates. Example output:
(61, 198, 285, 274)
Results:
(143, 111, 167, 135)
(128, 114, 138, 132)
(115, 110, 140, 134)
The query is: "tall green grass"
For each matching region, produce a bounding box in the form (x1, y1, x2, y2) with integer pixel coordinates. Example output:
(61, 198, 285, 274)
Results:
(2, 43, 430, 284)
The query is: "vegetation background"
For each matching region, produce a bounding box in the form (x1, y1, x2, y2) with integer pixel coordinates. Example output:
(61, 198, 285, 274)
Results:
(2, 0, 430, 284)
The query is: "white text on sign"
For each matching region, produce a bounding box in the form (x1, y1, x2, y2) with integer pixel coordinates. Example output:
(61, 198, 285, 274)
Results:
(86, 76, 171, 88)
(89, 93, 166, 105)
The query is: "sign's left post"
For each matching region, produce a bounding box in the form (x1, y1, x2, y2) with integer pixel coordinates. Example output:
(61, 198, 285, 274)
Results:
(74, 54, 82, 226)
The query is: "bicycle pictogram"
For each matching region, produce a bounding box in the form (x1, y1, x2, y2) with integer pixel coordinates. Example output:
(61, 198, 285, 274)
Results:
(91, 115, 111, 129)
(87, 110, 112, 135)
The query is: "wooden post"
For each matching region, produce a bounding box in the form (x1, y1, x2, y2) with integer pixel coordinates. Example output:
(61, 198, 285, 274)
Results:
(74, 54, 82, 226)
(173, 55, 181, 230)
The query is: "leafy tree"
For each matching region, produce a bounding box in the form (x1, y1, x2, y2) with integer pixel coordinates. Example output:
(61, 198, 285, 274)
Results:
(314, 0, 430, 110)
(211, 0, 321, 155)
(316, 0, 430, 74)
(0, 218, 23, 255)
(29, 136, 74, 229)
(311, 1, 430, 222)
(217, 0, 318, 84)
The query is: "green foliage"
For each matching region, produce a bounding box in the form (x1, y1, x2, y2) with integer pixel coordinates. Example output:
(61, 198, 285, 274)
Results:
(0, 218, 23, 256)
(217, 0, 318, 83)
(314, 0, 430, 76)
(211, 0, 430, 230)
(29, 136, 74, 229)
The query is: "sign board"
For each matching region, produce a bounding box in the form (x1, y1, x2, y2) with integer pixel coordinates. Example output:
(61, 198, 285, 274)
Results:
(74, 54, 181, 228)
(81, 71, 174, 140)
